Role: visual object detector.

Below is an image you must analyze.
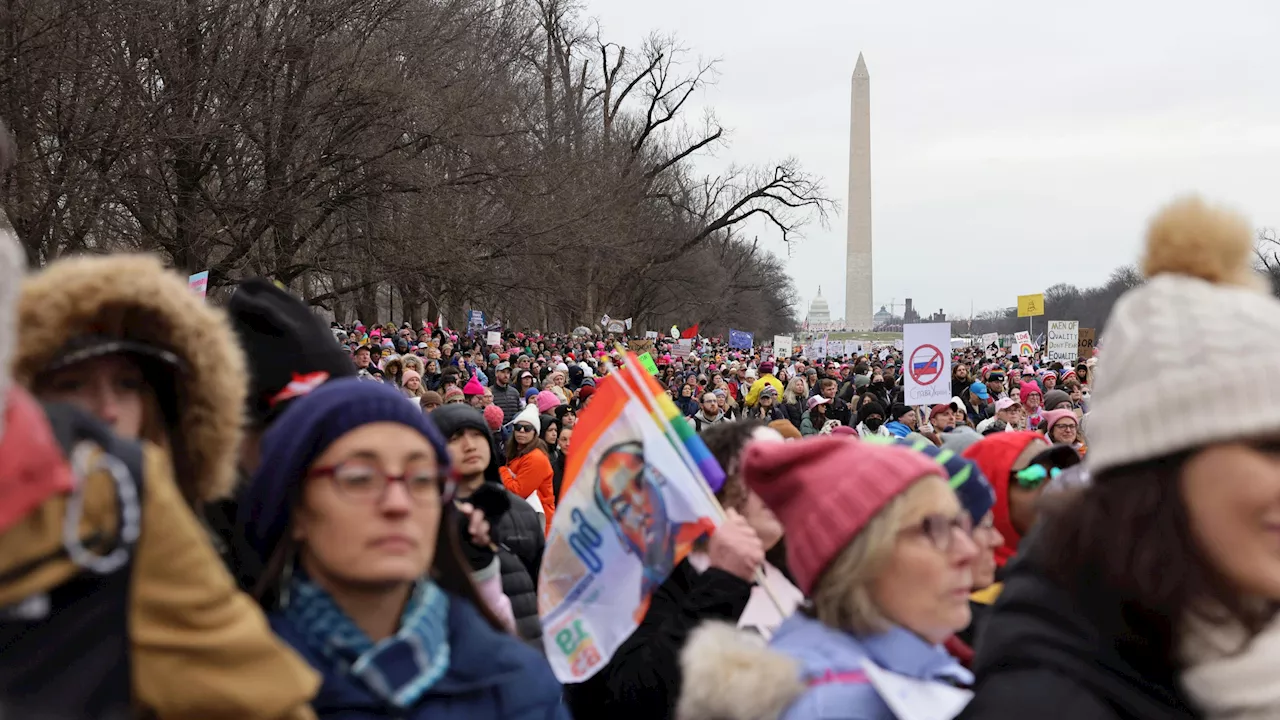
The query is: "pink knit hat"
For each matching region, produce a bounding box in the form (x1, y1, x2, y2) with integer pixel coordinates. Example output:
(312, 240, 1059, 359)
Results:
(741, 436, 946, 595)
(535, 390, 561, 414)
(483, 404, 504, 431)
(401, 368, 421, 385)
(1040, 408, 1077, 435)
(463, 374, 485, 397)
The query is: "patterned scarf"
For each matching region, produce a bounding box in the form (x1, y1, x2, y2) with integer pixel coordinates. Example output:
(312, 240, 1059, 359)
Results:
(286, 575, 451, 709)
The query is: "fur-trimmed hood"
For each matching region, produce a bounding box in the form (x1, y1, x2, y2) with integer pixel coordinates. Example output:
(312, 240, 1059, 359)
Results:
(13, 254, 246, 503)
(677, 622, 805, 720)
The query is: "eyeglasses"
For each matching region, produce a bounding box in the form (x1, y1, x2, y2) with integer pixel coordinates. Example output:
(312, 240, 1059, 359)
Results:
(903, 512, 973, 552)
(513, 423, 536, 433)
(308, 460, 453, 504)
(1012, 464, 1062, 490)
(1054, 423, 1078, 432)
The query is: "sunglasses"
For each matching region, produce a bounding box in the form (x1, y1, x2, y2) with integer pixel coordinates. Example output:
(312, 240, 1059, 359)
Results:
(1012, 464, 1062, 490)
(513, 423, 536, 433)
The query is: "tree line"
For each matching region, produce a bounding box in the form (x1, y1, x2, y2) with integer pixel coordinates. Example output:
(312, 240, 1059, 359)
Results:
(0, 0, 832, 338)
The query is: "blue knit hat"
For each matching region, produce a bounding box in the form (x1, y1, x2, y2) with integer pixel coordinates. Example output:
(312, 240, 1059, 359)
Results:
(237, 377, 451, 568)
(862, 435, 995, 525)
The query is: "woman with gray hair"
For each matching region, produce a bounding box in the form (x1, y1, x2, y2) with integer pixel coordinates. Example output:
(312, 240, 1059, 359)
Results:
(678, 436, 980, 720)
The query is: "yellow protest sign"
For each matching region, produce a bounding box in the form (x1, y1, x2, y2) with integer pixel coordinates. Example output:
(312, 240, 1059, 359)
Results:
(1017, 293, 1045, 318)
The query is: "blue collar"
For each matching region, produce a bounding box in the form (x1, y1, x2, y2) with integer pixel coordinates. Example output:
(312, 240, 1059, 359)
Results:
(860, 626, 972, 685)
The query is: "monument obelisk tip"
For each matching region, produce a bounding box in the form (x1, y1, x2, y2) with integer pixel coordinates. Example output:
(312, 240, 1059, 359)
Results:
(853, 52, 868, 77)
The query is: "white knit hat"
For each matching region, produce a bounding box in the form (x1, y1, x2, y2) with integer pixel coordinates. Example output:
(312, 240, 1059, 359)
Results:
(511, 402, 541, 434)
(1087, 197, 1280, 474)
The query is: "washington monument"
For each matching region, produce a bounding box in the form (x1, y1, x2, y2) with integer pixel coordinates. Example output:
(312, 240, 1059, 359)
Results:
(845, 52, 873, 331)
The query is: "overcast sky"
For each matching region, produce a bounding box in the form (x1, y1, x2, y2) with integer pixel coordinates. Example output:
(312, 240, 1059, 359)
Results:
(589, 0, 1280, 321)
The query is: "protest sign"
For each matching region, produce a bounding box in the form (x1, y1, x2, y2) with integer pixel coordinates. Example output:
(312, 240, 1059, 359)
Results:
(1078, 328, 1096, 359)
(636, 352, 659, 375)
(486, 331, 501, 346)
(1047, 321, 1079, 363)
(644, 330, 659, 340)
(539, 354, 723, 682)
(903, 323, 952, 406)
(627, 339, 655, 355)
(1017, 294, 1045, 317)
(728, 329, 754, 350)
(773, 335, 793, 360)
(188, 271, 209, 299)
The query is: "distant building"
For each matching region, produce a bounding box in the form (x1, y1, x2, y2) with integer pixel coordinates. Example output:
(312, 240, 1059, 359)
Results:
(806, 287, 832, 327)
(873, 305, 895, 327)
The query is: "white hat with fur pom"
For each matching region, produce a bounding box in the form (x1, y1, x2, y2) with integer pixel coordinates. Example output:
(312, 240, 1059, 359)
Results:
(1087, 196, 1280, 474)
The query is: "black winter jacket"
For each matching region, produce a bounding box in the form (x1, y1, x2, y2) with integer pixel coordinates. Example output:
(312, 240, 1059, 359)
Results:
(783, 400, 805, 430)
(491, 486, 544, 646)
(564, 558, 751, 720)
(489, 382, 522, 424)
(958, 529, 1200, 720)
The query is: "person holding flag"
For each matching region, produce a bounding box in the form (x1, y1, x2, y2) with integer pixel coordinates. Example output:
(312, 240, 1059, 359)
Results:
(542, 351, 768, 720)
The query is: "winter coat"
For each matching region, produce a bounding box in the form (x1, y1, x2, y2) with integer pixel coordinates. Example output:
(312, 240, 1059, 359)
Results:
(958, 529, 1199, 720)
(783, 400, 805, 430)
(678, 615, 971, 720)
(675, 394, 699, 417)
(962, 431, 1044, 569)
(489, 382, 522, 424)
(564, 558, 752, 720)
(884, 420, 911, 437)
(0, 392, 318, 719)
(689, 409, 726, 432)
(745, 404, 786, 423)
(745, 374, 785, 408)
(500, 448, 556, 536)
(492, 487, 545, 645)
(800, 411, 825, 436)
(14, 253, 247, 509)
(270, 591, 569, 720)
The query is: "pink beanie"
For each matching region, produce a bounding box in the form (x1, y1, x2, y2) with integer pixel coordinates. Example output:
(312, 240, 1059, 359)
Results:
(741, 436, 945, 595)
(483, 404, 504, 431)
(401, 369, 422, 385)
(463, 375, 485, 397)
(1019, 381, 1042, 405)
(535, 390, 561, 414)
(1041, 408, 1076, 435)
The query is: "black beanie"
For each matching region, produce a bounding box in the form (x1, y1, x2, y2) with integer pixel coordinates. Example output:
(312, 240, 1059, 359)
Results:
(858, 401, 887, 424)
(228, 278, 356, 426)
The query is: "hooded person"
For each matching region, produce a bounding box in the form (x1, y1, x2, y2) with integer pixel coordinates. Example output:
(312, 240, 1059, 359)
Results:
(14, 254, 247, 543)
(960, 431, 1055, 572)
(0, 193, 319, 718)
(431, 404, 546, 645)
(855, 400, 890, 438)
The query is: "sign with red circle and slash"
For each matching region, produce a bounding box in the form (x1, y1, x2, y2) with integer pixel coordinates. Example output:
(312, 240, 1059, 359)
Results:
(908, 344, 944, 386)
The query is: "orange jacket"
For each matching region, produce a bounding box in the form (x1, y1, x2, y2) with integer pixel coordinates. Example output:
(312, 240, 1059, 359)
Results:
(500, 448, 556, 535)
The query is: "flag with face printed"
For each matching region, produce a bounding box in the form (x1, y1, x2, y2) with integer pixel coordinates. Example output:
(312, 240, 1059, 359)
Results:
(537, 352, 724, 683)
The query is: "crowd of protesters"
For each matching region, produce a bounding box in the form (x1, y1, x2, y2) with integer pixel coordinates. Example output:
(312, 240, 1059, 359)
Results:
(2, 116, 1280, 720)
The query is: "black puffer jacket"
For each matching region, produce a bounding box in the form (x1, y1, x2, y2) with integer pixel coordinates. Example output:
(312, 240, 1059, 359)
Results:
(958, 527, 1199, 720)
(493, 488, 544, 645)
(489, 382, 522, 424)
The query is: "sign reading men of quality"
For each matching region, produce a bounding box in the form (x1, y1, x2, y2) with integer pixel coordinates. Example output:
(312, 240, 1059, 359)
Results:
(1047, 321, 1079, 363)
(1017, 293, 1045, 318)
(903, 323, 952, 405)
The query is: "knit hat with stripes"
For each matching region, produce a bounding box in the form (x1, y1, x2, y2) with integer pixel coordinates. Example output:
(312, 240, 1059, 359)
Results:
(862, 434, 995, 525)
(1088, 196, 1280, 475)
(741, 435, 946, 595)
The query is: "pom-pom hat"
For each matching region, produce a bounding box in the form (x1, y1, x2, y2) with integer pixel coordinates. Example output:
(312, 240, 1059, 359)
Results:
(1089, 197, 1280, 474)
(741, 436, 946, 595)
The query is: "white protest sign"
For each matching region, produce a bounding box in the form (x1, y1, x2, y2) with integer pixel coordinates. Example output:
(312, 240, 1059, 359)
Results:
(485, 331, 501, 346)
(1014, 330, 1033, 358)
(809, 334, 828, 359)
(981, 332, 999, 348)
(903, 323, 952, 406)
(672, 339, 694, 358)
(773, 335, 793, 360)
(644, 330, 659, 340)
(893, 339, 904, 351)
(1047, 320, 1079, 363)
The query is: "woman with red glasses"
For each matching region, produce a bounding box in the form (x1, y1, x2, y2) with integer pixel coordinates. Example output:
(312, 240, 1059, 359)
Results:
(237, 379, 567, 719)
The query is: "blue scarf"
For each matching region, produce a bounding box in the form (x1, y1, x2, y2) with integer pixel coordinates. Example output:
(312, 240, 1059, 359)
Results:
(286, 575, 451, 709)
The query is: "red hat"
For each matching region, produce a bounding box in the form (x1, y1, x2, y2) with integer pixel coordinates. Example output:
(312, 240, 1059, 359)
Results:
(741, 436, 946, 595)
(930, 404, 952, 418)
(578, 385, 596, 401)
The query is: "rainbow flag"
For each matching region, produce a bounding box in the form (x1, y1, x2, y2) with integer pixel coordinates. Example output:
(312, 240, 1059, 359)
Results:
(538, 351, 723, 682)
